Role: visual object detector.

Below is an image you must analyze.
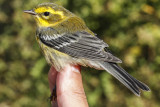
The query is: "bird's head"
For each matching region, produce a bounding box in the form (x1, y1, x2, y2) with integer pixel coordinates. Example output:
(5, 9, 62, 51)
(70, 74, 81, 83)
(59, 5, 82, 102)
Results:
(24, 3, 73, 27)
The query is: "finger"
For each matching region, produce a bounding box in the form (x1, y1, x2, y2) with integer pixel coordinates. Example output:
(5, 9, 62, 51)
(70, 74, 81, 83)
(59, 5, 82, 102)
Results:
(48, 66, 58, 92)
(56, 64, 89, 107)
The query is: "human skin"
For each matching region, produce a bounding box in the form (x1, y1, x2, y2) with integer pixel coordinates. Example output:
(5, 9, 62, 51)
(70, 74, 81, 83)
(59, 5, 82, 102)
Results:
(48, 65, 89, 107)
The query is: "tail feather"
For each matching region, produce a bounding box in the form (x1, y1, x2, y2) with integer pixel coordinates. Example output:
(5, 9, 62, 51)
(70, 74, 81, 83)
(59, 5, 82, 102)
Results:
(99, 61, 150, 96)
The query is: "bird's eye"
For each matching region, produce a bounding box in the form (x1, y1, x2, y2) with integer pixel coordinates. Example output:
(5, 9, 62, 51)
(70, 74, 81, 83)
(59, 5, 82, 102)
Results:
(43, 12, 50, 16)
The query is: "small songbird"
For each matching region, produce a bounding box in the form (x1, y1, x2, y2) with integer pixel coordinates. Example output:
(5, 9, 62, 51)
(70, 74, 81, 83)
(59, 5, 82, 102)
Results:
(24, 3, 150, 96)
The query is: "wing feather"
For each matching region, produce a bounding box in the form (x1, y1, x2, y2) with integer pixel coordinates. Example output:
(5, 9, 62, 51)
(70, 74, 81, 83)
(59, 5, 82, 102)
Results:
(38, 27, 122, 63)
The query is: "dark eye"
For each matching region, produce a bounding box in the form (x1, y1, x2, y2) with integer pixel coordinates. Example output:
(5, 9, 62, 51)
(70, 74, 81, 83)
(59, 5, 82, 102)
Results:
(43, 12, 50, 16)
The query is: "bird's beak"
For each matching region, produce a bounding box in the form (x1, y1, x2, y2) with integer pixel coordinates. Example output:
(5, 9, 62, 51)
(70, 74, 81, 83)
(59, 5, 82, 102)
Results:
(24, 10, 37, 15)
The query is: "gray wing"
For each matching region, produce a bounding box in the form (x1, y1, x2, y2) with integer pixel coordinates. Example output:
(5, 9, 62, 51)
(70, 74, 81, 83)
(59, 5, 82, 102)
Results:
(37, 27, 122, 63)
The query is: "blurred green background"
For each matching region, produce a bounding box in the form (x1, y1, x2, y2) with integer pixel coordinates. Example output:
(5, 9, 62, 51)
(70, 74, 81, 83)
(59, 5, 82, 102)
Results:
(0, 0, 160, 107)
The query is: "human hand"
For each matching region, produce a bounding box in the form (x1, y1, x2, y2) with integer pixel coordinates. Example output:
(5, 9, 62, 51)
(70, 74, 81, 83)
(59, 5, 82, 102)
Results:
(48, 65, 89, 107)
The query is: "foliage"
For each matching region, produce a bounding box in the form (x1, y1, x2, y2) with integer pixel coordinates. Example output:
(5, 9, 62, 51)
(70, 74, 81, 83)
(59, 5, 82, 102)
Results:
(0, 0, 160, 107)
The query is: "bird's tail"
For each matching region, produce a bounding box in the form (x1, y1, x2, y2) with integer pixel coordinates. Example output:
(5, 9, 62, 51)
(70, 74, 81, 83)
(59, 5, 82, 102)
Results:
(98, 61, 150, 96)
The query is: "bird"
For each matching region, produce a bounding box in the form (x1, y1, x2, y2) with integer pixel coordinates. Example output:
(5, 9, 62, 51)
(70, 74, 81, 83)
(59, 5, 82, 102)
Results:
(24, 2, 150, 97)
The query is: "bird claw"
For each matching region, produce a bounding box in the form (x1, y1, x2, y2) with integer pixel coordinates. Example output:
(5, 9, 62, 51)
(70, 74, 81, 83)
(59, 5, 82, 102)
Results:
(48, 85, 57, 103)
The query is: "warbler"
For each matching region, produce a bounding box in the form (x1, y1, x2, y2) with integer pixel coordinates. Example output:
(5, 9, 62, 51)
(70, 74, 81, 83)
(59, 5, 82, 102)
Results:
(24, 3, 150, 96)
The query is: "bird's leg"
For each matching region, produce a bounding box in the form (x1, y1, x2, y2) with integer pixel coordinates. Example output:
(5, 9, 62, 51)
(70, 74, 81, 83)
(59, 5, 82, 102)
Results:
(48, 85, 57, 102)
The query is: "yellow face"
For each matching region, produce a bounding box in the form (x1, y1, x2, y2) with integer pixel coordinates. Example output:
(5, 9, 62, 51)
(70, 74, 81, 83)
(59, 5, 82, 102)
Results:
(24, 3, 71, 27)
(35, 7, 67, 27)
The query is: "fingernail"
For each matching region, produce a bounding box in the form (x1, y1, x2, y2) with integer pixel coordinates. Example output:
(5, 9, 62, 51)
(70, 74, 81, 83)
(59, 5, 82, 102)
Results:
(71, 65, 80, 73)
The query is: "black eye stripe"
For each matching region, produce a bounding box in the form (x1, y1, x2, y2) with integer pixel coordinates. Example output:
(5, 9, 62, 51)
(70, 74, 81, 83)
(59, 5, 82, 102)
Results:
(43, 12, 50, 16)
